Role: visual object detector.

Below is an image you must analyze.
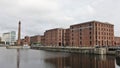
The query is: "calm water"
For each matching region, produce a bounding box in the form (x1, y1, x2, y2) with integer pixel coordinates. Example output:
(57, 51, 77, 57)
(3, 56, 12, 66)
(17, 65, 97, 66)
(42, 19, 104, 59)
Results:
(0, 47, 120, 68)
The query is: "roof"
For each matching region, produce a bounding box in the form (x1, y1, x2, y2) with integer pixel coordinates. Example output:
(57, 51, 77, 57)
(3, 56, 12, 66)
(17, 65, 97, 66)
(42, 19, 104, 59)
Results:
(70, 20, 114, 27)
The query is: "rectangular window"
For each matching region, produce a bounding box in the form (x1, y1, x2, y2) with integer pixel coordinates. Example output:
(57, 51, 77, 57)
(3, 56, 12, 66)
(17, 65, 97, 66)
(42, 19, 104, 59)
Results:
(99, 32, 100, 35)
(80, 29, 82, 31)
(96, 32, 97, 37)
(95, 23, 97, 26)
(89, 28, 92, 30)
(80, 41, 82, 45)
(80, 32, 82, 35)
(89, 23, 91, 26)
(72, 42, 73, 46)
(72, 34, 73, 36)
(72, 38, 74, 40)
(90, 41, 92, 46)
(90, 36, 91, 39)
(72, 30, 73, 32)
(89, 32, 91, 35)
(96, 40, 97, 45)
(71, 27, 73, 29)
(96, 36, 97, 39)
(80, 37, 82, 40)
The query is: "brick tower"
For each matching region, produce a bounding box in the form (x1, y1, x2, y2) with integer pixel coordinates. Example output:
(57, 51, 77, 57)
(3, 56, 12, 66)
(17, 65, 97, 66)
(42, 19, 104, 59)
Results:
(17, 21, 21, 45)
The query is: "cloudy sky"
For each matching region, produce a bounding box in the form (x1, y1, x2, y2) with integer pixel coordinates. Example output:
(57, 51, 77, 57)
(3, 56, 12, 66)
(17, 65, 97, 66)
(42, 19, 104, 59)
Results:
(0, 0, 120, 38)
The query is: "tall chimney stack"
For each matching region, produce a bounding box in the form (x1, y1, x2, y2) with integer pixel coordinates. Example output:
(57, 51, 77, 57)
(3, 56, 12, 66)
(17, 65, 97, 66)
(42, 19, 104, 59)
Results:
(17, 21, 21, 45)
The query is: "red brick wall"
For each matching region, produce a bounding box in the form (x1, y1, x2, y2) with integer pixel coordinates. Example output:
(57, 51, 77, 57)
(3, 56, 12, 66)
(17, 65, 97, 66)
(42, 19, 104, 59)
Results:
(114, 37, 120, 46)
(30, 35, 41, 44)
(24, 36, 30, 46)
(44, 28, 65, 46)
(70, 21, 114, 47)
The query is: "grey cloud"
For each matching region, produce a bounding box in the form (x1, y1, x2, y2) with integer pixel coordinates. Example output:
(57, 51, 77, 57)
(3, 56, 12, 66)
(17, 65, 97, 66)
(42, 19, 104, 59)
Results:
(0, 0, 120, 37)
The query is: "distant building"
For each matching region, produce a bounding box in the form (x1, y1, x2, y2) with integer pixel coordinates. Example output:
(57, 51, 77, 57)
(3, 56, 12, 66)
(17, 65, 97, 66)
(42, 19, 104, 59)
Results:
(35, 21, 115, 47)
(20, 39, 24, 46)
(64, 29, 70, 46)
(24, 36, 30, 46)
(25, 20, 116, 47)
(20, 36, 30, 46)
(44, 28, 68, 46)
(30, 35, 41, 45)
(0, 37, 4, 44)
(114, 37, 120, 46)
(70, 21, 114, 47)
(2, 31, 16, 45)
(41, 35, 45, 45)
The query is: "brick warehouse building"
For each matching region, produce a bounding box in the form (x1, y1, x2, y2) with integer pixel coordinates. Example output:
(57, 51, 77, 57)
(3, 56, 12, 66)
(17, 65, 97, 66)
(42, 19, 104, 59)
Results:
(24, 36, 30, 46)
(30, 35, 41, 45)
(70, 21, 114, 47)
(29, 20, 117, 47)
(114, 37, 120, 46)
(20, 36, 30, 46)
(44, 28, 63, 46)
(64, 29, 70, 46)
(44, 28, 70, 46)
(41, 35, 45, 45)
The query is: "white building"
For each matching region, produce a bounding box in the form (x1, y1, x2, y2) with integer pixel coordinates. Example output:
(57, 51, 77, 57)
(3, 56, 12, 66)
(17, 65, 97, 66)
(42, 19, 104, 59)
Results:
(2, 31, 16, 45)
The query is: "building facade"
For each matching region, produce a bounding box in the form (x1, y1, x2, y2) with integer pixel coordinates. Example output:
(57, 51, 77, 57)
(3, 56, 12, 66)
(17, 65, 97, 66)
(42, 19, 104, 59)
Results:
(41, 36, 45, 45)
(27, 20, 116, 47)
(24, 36, 30, 46)
(20, 36, 30, 46)
(63, 29, 70, 46)
(30, 35, 41, 45)
(44, 28, 65, 46)
(44, 28, 71, 46)
(20, 39, 24, 46)
(70, 21, 114, 47)
(2, 31, 16, 45)
(114, 37, 120, 46)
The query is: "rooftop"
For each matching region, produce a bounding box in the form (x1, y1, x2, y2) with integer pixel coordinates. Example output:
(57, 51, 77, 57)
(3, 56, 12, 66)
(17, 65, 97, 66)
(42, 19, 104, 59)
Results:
(70, 20, 114, 27)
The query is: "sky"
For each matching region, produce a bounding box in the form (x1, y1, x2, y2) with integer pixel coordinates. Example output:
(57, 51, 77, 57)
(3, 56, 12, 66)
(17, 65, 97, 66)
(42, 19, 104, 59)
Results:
(0, 0, 120, 38)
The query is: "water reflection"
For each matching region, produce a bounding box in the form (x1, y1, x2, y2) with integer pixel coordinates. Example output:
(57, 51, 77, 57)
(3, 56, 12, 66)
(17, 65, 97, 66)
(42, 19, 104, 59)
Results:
(0, 47, 120, 68)
(45, 54, 115, 68)
(17, 49, 20, 68)
(116, 57, 120, 67)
